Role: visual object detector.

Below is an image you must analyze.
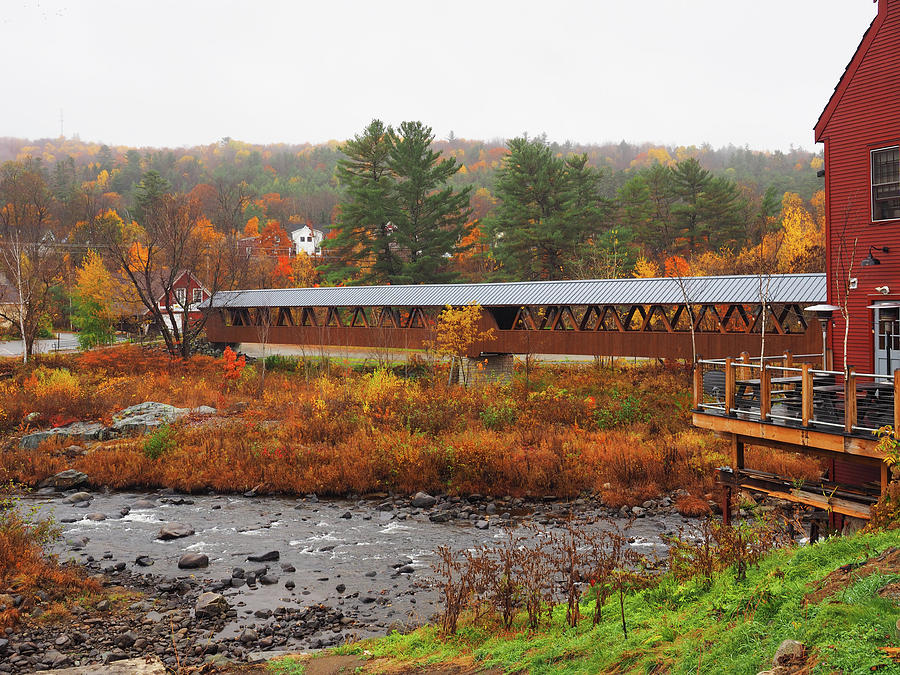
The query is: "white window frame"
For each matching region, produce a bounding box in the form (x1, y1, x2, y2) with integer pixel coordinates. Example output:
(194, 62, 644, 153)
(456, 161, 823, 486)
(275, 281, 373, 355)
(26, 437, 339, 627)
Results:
(175, 287, 187, 306)
(192, 288, 203, 304)
(871, 145, 900, 222)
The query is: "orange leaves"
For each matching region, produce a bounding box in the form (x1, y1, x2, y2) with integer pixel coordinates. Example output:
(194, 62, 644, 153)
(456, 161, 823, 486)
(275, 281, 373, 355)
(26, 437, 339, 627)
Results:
(193, 216, 223, 245)
(664, 255, 691, 278)
(127, 241, 149, 272)
(243, 216, 260, 237)
(222, 346, 246, 389)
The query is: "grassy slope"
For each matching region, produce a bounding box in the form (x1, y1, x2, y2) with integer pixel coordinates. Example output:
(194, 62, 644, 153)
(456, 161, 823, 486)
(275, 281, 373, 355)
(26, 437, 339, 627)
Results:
(335, 530, 900, 674)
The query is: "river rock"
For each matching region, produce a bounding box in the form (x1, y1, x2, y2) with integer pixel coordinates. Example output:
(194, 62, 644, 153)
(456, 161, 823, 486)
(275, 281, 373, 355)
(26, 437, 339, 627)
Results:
(238, 628, 258, 644)
(115, 630, 138, 649)
(178, 553, 209, 569)
(33, 656, 168, 674)
(131, 498, 157, 509)
(475, 520, 489, 530)
(411, 492, 437, 508)
(111, 402, 183, 435)
(39, 469, 89, 490)
(20, 421, 106, 449)
(157, 523, 194, 540)
(86, 512, 106, 521)
(773, 639, 805, 666)
(65, 491, 92, 504)
(195, 592, 229, 618)
(247, 550, 279, 562)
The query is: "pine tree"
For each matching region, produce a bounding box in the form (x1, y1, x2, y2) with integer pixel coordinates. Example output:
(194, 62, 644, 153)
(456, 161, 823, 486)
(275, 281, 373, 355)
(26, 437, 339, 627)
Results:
(322, 120, 396, 284)
(487, 138, 608, 280)
(387, 121, 472, 284)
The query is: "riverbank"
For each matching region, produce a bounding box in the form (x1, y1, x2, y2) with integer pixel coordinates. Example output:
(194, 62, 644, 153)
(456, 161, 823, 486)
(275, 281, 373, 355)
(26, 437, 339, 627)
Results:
(3, 487, 690, 672)
(332, 528, 900, 674)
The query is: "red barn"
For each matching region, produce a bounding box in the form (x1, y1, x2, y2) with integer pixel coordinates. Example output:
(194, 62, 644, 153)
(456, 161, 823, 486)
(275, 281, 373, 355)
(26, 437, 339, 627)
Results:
(816, 0, 900, 374)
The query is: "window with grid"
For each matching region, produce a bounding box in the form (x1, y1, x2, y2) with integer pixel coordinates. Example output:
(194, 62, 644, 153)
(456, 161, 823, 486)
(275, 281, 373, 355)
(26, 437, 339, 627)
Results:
(872, 146, 900, 221)
(176, 288, 186, 305)
(192, 288, 203, 304)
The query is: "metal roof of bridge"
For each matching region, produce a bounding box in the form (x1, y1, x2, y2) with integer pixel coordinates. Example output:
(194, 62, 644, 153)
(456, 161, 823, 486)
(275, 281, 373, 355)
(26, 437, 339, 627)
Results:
(202, 273, 826, 309)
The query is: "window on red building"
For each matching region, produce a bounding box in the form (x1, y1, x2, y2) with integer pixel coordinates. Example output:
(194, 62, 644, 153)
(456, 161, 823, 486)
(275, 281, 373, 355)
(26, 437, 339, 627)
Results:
(176, 288, 186, 305)
(872, 146, 900, 221)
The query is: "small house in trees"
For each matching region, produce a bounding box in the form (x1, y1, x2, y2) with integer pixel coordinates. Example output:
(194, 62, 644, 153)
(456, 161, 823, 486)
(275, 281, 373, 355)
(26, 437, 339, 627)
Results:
(146, 270, 211, 333)
(290, 224, 325, 257)
(691, 0, 900, 525)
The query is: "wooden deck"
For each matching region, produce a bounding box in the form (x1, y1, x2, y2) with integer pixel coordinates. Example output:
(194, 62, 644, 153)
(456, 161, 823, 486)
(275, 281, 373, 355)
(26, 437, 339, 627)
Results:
(692, 354, 898, 520)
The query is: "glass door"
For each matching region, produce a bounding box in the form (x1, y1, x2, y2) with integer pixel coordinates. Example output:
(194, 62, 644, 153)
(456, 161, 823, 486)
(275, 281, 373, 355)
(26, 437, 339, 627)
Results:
(874, 304, 900, 376)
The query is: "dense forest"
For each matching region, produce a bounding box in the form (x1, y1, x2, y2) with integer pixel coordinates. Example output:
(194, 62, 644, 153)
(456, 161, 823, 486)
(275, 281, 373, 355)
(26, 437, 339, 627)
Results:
(0, 129, 826, 286)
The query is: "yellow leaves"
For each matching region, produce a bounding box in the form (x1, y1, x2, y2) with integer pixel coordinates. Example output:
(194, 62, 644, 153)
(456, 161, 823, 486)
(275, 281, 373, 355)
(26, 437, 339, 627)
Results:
(428, 304, 496, 360)
(74, 250, 118, 322)
(632, 256, 659, 278)
(96, 169, 110, 189)
(777, 191, 823, 273)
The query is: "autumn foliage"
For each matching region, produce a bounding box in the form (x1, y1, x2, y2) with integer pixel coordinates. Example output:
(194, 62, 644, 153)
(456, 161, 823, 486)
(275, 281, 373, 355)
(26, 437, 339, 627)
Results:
(0, 348, 822, 508)
(0, 487, 101, 629)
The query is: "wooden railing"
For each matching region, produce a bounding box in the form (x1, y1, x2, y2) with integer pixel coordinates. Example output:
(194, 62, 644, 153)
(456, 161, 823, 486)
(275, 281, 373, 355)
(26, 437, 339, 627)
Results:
(693, 352, 900, 437)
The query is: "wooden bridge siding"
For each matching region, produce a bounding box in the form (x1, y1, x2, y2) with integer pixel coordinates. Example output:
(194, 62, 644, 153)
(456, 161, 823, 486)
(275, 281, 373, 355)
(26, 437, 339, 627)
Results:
(205, 311, 820, 359)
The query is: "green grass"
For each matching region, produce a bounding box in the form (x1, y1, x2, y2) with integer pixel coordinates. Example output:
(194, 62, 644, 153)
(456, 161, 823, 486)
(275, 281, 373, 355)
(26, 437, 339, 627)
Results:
(267, 656, 306, 674)
(334, 529, 900, 674)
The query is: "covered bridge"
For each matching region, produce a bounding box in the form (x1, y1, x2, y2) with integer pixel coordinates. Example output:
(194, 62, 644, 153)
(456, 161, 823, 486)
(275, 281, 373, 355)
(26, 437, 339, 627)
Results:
(201, 272, 826, 360)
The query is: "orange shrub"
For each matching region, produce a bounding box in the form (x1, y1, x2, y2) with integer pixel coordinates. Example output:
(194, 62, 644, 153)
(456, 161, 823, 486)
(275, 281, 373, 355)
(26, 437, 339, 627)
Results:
(0, 490, 101, 629)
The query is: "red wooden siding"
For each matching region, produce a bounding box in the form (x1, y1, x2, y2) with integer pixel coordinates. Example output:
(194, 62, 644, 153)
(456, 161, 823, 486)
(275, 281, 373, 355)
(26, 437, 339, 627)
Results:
(817, 0, 900, 373)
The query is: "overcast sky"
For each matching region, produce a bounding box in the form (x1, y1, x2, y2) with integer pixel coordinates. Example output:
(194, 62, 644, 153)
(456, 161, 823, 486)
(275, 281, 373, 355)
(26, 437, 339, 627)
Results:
(1, 0, 878, 151)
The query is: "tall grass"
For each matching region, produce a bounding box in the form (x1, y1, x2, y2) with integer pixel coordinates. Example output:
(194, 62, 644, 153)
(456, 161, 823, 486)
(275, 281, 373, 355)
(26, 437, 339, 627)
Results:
(0, 347, 822, 504)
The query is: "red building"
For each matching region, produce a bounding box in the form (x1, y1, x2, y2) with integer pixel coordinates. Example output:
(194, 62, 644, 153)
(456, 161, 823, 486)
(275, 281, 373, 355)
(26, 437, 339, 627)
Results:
(816, 0, 900, 374)
(146, 270, 211, 332)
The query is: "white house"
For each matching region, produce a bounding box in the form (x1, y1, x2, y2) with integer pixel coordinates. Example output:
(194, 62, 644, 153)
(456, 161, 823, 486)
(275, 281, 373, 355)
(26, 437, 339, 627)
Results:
(290, 224, 325, 256)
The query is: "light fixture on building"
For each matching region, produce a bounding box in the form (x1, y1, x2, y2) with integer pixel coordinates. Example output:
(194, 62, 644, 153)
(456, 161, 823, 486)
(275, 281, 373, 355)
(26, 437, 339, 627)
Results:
(861, 245, 890, 267)
(805, 304, 841, 370)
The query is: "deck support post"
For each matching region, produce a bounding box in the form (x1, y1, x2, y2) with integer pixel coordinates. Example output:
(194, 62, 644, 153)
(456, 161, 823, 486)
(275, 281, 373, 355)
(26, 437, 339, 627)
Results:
(725, 358, 735, 415)
(730, 435, 744, 471)
(693, 364, 702, 409)
(783, 350, 793, 369)
(760, 365, 771, 421)
(845, 368, 857, 433)
(801, 363, 813, 426)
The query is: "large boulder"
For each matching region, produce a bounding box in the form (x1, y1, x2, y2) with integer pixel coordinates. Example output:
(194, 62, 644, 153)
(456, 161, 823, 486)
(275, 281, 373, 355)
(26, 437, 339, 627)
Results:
(64, 491, 92, 504)
(178, 553, 209, 569)
(20, 422, 105, 450)
(411, 492, 437, 508)
(111, 402, 186, 435)
(39, 469, 89, 490)
(247, 550, 279, 562)
(194, 592, 229, 619)
(157, 523, 195, 540)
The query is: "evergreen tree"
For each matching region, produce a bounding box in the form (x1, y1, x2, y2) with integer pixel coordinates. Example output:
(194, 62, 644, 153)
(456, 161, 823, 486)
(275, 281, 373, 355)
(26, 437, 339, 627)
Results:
(133, 170, 171, 224)
(387, 121, 472, 284)
(487, 138, 608, 280)
(322, 119, 396, 284)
